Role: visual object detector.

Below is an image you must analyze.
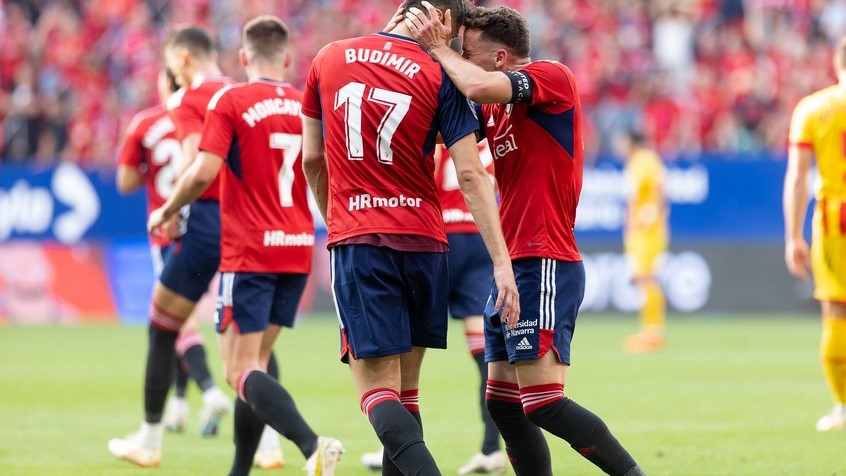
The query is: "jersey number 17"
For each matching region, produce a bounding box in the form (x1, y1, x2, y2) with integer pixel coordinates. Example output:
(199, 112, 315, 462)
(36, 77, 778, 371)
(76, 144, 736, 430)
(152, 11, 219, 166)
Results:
(334, 82, 412, 165)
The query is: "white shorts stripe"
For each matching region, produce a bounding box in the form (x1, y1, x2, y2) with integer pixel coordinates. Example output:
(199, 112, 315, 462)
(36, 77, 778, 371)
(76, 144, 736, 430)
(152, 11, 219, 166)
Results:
(221, 272, 234, 307)
(150, 245, 165, 278)
(548, 259, 557, 330)
(539, 259, 548, 330)
(329, 248, 344, 329)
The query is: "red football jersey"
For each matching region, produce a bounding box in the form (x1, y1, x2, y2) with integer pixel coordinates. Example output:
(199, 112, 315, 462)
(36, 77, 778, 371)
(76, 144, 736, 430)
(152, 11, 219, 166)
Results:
(199, 79, 314, 274)
(167, 76, 233, 201)
(434, 140, 495, 234)
(302, 33, 479, 247)
(480, 61, 584, 262)
(117, 104, 183, 246)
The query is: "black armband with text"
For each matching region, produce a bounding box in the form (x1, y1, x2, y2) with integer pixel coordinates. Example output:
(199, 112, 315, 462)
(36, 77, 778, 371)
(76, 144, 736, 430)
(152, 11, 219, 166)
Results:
(504, 71, 534, 104)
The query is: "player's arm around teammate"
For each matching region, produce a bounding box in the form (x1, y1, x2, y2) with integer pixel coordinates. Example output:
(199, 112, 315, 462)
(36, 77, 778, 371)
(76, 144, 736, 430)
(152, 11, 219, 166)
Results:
(407, 5, 646, 476)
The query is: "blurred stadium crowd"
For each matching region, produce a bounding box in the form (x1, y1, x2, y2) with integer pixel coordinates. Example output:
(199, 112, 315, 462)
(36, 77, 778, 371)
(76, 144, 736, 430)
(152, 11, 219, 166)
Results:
(0, 0, 841, 164)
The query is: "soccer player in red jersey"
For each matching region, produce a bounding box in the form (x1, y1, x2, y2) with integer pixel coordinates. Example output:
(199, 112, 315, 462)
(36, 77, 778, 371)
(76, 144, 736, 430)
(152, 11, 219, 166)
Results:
(116, 68, 226, 435)
(148, 16, 342, 476)
(302, 1, 519, 474)
(108, 26, 235, 468)
(406, 4, 645, 475)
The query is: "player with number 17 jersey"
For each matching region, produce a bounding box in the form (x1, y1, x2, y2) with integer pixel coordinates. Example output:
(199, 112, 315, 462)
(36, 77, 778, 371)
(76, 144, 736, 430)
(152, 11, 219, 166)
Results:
(199, 79, 314, 275)
(118, 105, 182, 249)
(302, 32, 479, 247)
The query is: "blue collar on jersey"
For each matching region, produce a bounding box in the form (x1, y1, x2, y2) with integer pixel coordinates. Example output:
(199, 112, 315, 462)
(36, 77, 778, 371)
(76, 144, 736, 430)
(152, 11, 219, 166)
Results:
(374, 31, 420, 44)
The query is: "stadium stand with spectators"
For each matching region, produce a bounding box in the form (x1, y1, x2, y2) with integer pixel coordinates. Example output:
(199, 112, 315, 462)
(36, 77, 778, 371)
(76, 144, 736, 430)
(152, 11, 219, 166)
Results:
(0, 0, 841, 164)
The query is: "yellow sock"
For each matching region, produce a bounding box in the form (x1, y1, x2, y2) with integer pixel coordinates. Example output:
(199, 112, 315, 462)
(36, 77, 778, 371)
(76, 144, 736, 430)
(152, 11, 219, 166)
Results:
(640, 282, 665, 334)
(821, 316, 846, 405)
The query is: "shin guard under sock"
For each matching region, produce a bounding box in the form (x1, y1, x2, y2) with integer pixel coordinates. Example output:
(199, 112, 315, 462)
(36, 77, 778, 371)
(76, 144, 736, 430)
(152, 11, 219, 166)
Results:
(486, 380, 551, 476)
(145, 323, 179, 423)
(228, 397, 265, 476)
(523, 385, 638, 476)
(239, 369, 318, 458)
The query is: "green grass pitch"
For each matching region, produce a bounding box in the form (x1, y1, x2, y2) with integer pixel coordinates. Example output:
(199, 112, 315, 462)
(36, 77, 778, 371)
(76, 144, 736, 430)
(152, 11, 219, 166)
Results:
(0, 314, 842, 475)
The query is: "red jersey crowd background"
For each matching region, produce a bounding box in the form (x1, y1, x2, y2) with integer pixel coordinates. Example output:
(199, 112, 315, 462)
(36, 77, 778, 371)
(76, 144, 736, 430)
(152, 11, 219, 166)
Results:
(0, 0, 841, 165)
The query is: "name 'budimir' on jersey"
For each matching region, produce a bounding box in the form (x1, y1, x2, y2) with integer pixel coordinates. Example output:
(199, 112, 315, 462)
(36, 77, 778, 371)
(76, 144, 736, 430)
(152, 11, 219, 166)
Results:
(344, 47, 422, 79)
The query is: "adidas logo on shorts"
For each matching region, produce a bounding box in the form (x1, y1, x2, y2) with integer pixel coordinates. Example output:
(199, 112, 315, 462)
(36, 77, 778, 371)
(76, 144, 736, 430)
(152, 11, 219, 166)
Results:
(516, 337, 532, 351)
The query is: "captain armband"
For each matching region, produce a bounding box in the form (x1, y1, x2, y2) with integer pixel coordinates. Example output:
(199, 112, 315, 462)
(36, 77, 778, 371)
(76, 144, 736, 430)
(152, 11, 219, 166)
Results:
(504, 71, 534, 104)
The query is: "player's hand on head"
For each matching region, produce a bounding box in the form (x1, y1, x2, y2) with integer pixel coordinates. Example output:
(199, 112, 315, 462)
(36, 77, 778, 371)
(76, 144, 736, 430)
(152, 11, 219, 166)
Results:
(785, 238, 811, 280)
(405, 1, 453, 51)
(383, 4, 406, 32)
(493, 263, 520, 329)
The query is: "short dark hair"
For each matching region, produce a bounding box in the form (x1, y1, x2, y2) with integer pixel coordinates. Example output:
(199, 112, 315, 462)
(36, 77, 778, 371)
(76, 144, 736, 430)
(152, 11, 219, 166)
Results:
(243, 15, 290, 60)
(401, 0, 471, 26)
(164, 25, 214, 58)
(464, 6, 531, 58)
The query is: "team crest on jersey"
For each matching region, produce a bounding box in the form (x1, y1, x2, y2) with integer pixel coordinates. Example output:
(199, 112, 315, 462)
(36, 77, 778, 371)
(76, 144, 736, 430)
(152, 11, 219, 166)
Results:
(384, 42, 392, 51)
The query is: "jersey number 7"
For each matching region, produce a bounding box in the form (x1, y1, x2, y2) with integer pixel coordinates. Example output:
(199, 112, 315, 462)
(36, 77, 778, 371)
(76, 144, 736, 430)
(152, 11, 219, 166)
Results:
(334, 82, 412, 165)
(270, 132, 302, 208)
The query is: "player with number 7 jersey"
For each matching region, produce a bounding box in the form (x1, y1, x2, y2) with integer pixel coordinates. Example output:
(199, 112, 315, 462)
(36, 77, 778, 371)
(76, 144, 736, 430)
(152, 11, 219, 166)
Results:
(200, 80, 314, 273)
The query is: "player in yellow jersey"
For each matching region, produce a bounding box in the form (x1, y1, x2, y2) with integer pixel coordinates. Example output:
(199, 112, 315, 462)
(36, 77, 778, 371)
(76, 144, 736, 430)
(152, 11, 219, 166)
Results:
(785, 38, 846, 432)
(620, 130, 669, 354)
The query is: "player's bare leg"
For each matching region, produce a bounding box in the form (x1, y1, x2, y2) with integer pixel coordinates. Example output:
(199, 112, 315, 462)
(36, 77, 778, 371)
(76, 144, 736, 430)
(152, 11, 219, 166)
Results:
(624, 275, 665, 354)
(817, 301, 846, 431)
(108, 284, 194, 467)
(351, 350, 441, 476)
(223, 325, 338, 476)
(459, 316, 506, 475)
(513, 353, 645, 476)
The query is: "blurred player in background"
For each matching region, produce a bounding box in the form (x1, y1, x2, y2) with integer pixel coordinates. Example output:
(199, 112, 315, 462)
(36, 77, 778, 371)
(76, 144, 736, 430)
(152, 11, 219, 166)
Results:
(116, 68, 223, 435)
(302, 0, 519, 474)
(407, 4, 645, 475)
(148, 16, 342, 475)
(619, 130, 668, 354)
(108, 25, 235, 468)
(785, 36, 846, 432)
(360, 141, 506, 474)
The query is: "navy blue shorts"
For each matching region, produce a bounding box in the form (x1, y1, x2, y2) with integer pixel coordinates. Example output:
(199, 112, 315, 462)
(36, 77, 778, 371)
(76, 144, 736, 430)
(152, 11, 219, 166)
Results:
(215, 272, 308, 334)
(484, 258, 584, 365)
(331, 244, 449, 361)
(447, 233, 493, 318)
(159, 200, 221, 302)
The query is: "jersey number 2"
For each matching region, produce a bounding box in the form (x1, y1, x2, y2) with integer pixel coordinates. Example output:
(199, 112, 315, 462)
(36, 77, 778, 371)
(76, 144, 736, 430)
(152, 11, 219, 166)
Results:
(270, 133, 301, 207)
(334, 82, 412, 164)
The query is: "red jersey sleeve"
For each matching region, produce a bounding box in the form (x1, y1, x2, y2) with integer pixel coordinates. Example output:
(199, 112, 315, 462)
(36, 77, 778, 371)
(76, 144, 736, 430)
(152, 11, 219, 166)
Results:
(198, 88, 235, 159)
(302, 45, 328, 120)
(167, 88, 204, 141)
(117, 117, 145, 168)
(521, 61, 576, 111)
